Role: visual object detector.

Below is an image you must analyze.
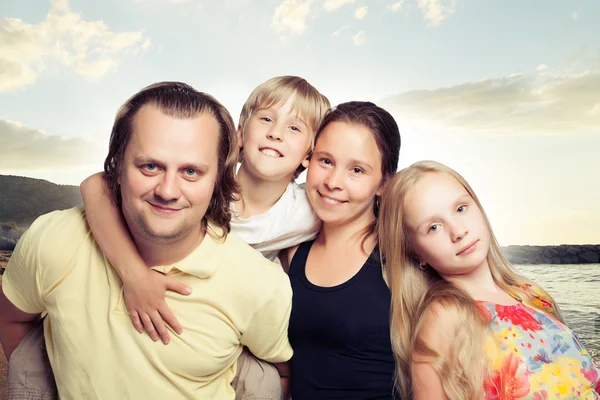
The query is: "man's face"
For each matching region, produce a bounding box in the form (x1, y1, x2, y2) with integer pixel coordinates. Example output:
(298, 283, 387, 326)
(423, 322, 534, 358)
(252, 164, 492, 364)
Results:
(119, 104, 220, 245)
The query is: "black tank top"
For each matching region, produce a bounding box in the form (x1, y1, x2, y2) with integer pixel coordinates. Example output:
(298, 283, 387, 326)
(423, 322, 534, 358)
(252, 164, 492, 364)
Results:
(288, 240, 396, 399)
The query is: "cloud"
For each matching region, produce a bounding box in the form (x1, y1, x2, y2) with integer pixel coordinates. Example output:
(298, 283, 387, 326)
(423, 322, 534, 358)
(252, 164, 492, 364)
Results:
(332, 26, 347, 36)
(381, 67, 600, 134)
(417, 0, 456, 26)
(387, 1, 403, 12)
(323, 0, 356, 12)
(536, 64, 548, 71)
(572, 11, 580, 21)
(0, 119, 105, 170)
(352, 30, 366, 46)
(0, 0, 150, 92)
(272, 0, 314, 35)
(354, 5, 368, 20)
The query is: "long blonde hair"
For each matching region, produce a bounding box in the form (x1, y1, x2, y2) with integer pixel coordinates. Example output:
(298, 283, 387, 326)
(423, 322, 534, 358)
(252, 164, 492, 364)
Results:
(378, 161, 564, 399)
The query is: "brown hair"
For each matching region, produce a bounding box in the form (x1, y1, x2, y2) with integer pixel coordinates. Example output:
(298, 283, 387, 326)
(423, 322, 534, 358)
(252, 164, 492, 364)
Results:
(103, 81, 240, 237)
(238, 76, 330, 178)
(316, 101, 401, 244)
(379, 160, 564, 399)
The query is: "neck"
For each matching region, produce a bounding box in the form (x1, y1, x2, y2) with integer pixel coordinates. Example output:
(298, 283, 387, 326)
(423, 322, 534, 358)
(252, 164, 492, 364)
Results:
(133, 224, 206, 267)
(234, 164, 292, 217)
(317, 212, 377, 257)
(442, 259, 505, 300)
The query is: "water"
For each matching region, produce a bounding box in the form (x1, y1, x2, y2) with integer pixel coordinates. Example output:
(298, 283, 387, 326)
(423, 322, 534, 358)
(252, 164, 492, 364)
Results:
(514, 263, 600, 361)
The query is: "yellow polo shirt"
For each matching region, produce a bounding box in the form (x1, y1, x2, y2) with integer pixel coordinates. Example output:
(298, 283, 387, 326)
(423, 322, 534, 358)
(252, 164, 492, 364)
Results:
(2, 207, 293, 400)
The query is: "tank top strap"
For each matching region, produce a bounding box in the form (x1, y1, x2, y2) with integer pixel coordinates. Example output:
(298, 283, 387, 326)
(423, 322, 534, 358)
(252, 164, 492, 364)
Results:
(288, 240, 314, 276)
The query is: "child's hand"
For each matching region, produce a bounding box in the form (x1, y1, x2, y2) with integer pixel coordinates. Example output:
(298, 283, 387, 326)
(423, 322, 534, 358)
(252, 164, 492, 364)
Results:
(123, 269, 192, 344)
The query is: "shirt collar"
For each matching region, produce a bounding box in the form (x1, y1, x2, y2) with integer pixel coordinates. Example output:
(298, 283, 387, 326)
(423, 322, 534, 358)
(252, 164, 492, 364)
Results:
(150, 224, 225, 279)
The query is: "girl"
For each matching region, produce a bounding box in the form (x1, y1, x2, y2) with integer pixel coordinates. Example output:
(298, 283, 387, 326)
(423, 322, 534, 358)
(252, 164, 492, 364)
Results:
(379, 160, 600, 399)
(280, 101, 401, 399)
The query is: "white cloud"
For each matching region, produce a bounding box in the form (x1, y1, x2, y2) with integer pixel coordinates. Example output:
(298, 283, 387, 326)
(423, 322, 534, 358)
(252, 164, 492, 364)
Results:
(352, 30, 366, 46)
(354, 5, 368, 20)
(0, 119, 105, 170)
(387, 1, 403, 12)
(272, 0, 314, 35)
(537, 64, 548, 71)
(381, 68, 600, 134)
(323, 0, 356, 12)
(417, 0, 456, 26)
(572, 10, 580, 21)
(166, 0, 191, 3)
(332, 26, 347, 36)
(0, 0, 149, 92)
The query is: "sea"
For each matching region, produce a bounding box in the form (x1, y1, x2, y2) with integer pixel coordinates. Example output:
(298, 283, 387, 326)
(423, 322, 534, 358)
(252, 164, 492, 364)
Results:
(514, 263, 600, 361)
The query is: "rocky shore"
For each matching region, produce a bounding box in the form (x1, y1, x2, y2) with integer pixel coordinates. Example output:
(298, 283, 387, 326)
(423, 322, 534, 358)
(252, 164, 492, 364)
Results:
(501, 244, 600, 264)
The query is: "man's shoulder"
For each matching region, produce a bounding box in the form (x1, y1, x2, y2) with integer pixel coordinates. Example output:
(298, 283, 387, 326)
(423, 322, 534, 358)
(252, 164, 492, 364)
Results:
(218, 232, 287, 276)
(24, 206, 88, 244)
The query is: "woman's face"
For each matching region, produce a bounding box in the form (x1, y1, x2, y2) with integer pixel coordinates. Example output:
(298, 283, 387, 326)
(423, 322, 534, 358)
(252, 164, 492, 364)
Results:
(306, 121, 383, 228)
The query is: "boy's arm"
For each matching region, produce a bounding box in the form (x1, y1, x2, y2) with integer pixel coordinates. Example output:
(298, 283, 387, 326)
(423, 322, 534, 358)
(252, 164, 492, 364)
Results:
(81, 173, 191, 344)
(0, 287, 40, 360)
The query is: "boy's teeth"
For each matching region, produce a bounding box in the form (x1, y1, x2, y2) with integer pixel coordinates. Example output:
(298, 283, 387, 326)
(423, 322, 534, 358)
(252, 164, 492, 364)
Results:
(260, 148, 281, 158)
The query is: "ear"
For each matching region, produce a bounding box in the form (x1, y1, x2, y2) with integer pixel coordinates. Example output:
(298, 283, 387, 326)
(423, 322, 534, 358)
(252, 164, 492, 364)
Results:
(236, 125, 244, 148)
(301, 155, 310, 169)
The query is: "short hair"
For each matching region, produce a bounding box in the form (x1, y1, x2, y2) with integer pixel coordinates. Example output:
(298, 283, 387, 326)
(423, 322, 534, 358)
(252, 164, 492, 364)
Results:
(103, 81, 240, 237)
(238, 76, 330, 178)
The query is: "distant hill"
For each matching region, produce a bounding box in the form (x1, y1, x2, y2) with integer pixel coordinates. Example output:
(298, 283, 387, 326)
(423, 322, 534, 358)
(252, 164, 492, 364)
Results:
(0, 174, 82, 225)
(502, 244, 600, 265)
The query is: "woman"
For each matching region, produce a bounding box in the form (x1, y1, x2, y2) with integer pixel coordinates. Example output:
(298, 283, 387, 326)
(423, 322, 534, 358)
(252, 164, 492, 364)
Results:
(280, 101, 401, 399)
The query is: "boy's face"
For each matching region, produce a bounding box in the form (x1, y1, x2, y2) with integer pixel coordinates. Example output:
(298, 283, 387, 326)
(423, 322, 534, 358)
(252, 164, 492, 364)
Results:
(238, 95, 312, 182)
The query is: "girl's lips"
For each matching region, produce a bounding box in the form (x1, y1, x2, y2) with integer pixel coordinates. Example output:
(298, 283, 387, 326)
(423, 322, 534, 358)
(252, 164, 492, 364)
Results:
(457, 240, 478, 256)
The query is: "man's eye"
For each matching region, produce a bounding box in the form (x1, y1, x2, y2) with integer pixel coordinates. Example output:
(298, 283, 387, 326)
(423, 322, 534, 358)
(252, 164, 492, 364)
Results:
(185, 169, 196, 176)
(144, 164, 156, 171)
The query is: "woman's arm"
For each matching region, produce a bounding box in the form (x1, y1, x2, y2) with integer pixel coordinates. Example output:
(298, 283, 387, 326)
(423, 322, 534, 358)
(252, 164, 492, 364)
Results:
(81, 172, 191, 344)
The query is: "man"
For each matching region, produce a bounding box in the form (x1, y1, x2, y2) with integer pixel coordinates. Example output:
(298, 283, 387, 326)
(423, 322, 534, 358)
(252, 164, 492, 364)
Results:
(0, 82, 293, 399)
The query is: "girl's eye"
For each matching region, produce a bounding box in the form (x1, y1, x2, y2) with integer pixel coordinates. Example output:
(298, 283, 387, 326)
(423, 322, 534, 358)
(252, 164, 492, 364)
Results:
(290, 126, 300, 132)
(352, 167, 363, 174)
(457, 205, 468, 213)
(320, 158, 332, 165)
(428, 224, 440, 233)
(261, 117, 272, 123)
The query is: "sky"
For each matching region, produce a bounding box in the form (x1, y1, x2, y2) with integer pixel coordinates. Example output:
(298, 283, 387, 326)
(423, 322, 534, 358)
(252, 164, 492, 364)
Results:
(0, 0, 599, 246)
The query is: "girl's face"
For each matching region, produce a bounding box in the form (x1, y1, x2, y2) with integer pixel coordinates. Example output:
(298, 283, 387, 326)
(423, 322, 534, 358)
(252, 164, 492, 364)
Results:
(403, 172, 491, 278)
(306, 121, 383, 228)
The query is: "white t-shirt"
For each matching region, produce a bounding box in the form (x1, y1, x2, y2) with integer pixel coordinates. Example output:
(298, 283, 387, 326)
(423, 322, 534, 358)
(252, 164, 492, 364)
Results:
(230, 181, 321, 261)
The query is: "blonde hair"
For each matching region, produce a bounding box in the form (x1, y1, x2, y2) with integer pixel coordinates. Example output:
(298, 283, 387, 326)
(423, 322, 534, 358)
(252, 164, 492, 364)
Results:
(378, 160, 564, 399)
(238, 76, 330, 177)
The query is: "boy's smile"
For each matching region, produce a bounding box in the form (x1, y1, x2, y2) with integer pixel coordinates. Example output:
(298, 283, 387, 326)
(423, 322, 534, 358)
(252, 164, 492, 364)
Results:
(238, 95, 312, 182)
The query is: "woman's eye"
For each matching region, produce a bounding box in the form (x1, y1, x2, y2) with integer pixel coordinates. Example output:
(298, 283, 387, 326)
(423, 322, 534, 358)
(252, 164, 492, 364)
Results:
(457, 205, 468, 213)
(352, 167, 363, 174)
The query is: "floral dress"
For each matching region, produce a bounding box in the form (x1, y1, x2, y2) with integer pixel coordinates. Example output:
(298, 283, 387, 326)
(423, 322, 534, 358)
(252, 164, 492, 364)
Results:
(477, 286, 600, 400)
